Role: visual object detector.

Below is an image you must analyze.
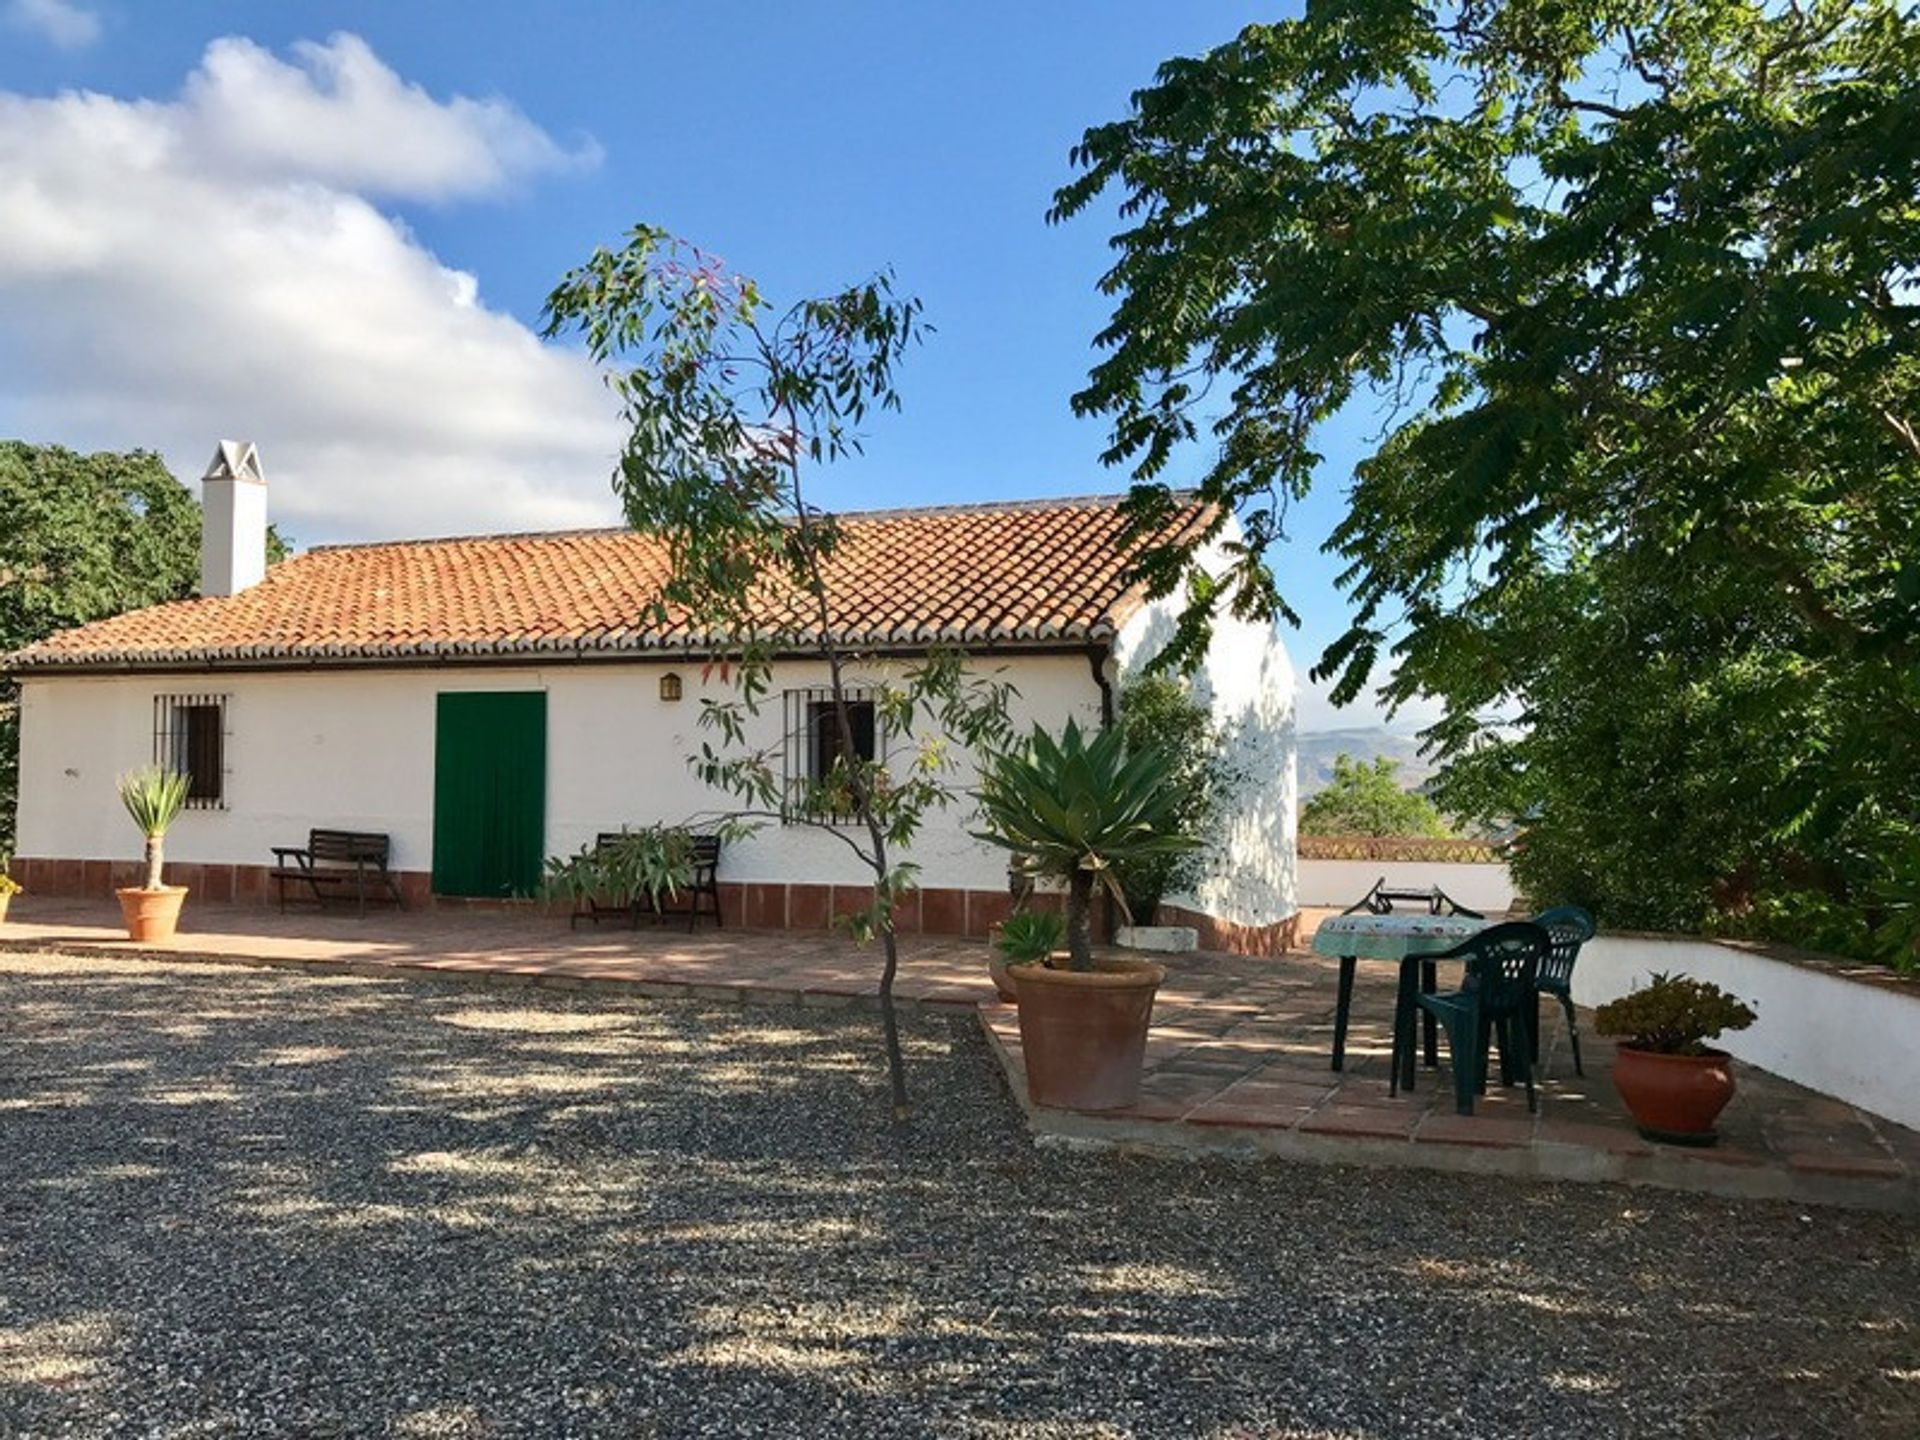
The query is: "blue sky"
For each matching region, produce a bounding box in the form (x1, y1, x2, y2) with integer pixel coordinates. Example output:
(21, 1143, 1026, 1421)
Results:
(0, 1, 1417, 730)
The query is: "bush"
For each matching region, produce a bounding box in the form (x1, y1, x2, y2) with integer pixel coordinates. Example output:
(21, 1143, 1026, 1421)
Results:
(543, 827, 696, 910)
(1594, 972, 1757, 1056)
(1110, 675, 1229, 923)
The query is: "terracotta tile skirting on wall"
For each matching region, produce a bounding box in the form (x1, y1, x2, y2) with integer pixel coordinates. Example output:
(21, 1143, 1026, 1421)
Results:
(1161, 904, 1301, 958)
(10, 859, 1290, 951)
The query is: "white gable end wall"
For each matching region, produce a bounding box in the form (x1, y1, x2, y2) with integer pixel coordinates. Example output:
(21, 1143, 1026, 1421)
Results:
(1111, 549, 1300, 946)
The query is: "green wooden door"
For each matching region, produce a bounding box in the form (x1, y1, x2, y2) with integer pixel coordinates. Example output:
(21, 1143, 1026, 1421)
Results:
(432, 691, 547, 898)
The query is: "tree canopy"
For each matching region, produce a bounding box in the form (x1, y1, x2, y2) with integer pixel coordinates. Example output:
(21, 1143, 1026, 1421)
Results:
(1054, 1, 1920, 960)
(1300, 754, 1453, 840)
(0, 442, 290, 862)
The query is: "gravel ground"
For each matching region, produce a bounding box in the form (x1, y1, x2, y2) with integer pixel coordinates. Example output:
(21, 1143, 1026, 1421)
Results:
(2, 951, 1916, 1439)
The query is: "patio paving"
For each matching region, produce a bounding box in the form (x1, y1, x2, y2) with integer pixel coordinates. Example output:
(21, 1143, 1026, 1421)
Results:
(5, 895, 1915, 1211)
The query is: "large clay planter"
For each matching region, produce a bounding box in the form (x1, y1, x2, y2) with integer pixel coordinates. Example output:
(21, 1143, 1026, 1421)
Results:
(1009, 957, 1166, 1112)
(117, 885, 188, 943)
(986, 954, 1021, 1005)
(1612, 1045, 1737, 1145)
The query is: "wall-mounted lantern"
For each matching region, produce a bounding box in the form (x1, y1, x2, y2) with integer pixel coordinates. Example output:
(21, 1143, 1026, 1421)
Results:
(659, 672, 683, 702)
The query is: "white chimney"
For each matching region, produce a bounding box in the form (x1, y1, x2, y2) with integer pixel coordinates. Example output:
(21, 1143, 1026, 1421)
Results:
(201, 440, 268, 597)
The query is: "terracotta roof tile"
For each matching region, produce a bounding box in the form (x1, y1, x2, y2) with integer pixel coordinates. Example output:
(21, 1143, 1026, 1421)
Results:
(12, 494, 1210, 671)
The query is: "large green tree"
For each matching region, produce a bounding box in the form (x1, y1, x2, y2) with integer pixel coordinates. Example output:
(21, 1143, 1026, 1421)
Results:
(0, 443, 289, 863)
(1300, 754, 1453, 840)
(1053, 1, 1920, 958)
(1, 445, 200, 861)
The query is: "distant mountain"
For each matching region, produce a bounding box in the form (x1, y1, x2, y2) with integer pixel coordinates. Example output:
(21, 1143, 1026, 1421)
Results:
(1296, 727, 1437, 798)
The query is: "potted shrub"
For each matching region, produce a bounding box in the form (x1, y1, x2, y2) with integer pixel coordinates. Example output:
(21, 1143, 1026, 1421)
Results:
(543, 826, 697, 924)
(989, 909, 1064, 1003)
(974, 719, 1198, 1110)
(116, 768, 191, 942)
(1596, 971, 1758, 1144)
(0, 871, 20, 924)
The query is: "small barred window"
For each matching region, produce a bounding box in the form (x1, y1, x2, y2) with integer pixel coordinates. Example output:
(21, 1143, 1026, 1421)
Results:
(153, 694, 227, 808)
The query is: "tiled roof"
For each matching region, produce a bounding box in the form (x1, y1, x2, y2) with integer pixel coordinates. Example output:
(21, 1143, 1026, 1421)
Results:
(11, 495, 1209, 671)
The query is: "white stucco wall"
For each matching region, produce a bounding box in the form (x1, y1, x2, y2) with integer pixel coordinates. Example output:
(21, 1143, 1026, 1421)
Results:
(1573, 934, 1920, 1133)
(1112, 569, 1299, 931)
(14, 655, 1102, 892)
(1296, 859, 1517, 914)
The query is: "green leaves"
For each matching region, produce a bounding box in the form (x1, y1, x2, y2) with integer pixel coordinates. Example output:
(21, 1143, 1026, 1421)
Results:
(1300, 754, 1453, 840)
(1057, 2, 1920, 959)
(1594, 971, 1758, 1056)
(0, 443, 234, 863)
(541, 826, 698, 909)
(974, 718, 1201, 969)
(117, 768, 188, 839)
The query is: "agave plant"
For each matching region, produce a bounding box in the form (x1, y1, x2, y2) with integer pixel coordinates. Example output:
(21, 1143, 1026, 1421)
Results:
(117, 768, 191, 891)
(994, 908, 1065, 966)
(974, 719, 1200, 970)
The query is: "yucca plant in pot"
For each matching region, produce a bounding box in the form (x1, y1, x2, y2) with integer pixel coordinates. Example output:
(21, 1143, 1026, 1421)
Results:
(989, 907, 1065, 1004)
(974, 719, 1199, 1110)
(1596, 972, 1757, 1145)
(116, 768, 191, 941)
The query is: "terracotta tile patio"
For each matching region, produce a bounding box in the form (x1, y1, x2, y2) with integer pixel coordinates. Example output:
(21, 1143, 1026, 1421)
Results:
(5, 896, 1915, 1211)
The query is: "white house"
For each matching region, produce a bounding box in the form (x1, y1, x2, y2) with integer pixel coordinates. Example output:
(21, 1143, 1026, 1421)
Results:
(8, 445, 1300, 950)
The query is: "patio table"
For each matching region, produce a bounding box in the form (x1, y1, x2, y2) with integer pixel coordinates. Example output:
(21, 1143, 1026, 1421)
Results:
(1313, 912, 1493, 1081)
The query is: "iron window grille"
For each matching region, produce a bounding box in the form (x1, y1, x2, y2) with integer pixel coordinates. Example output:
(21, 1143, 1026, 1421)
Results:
(782, 686, 880, 824)
(153, 693, 228, 809)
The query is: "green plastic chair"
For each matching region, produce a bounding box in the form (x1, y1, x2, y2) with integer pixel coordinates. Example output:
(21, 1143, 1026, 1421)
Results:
(1532, 905, 1596, 1077)
(1395, 921, 1547, 1116)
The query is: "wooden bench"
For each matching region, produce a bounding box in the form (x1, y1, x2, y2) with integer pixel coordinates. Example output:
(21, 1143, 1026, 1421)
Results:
(572, 831, 723, 932)
(270, 829, 405, 916)
(658, 833, 723, 933)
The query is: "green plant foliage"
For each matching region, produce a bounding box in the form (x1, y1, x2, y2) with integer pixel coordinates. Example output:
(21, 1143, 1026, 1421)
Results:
(1594, 972, 1757, 1057)
(542, 827, 697, 912)
(541, 226, 1014, 1116)
(117, 768, 188, 891)
(1300, 754, 1453, 840)
(1111, 674, 1231, 922)
(994, 909, 1064, 966)
(0, 442, 292, 863)
(974, 719, 1200, 972)
(1053, 2, 1920, 963)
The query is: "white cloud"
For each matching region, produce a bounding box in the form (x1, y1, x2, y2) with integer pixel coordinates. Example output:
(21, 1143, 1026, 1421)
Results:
(181, 34, 601, 201)
(4, 0, 100, 50)
(0, 34, 624, 543)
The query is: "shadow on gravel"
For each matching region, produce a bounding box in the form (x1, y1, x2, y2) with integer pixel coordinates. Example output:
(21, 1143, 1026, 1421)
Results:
(2, 951, 1917, 1439)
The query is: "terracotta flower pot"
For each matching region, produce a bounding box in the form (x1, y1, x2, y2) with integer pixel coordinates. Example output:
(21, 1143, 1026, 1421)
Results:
(986, 953, 1021, 1004)
(1009, 956, 1166, 1112)
(1611, 1044, 1737, 1145)
(117, 885, 189, 943)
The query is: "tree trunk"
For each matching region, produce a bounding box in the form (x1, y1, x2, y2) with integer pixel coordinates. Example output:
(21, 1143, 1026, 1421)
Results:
(1066, 868, 1096, 971)
(787, 469, 912, 1118)
(876, 924, 909, 1119)
(143, 834, 164, 891)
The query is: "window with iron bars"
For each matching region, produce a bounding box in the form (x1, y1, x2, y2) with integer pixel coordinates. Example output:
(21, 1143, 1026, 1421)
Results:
(781, 686, 879, 824)
(153, 693, 228, 809)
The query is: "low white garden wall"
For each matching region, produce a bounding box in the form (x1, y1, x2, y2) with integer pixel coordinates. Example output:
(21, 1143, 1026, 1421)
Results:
(1296, 858, 1517, 915)
(1575, 934, 1920, 1132)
